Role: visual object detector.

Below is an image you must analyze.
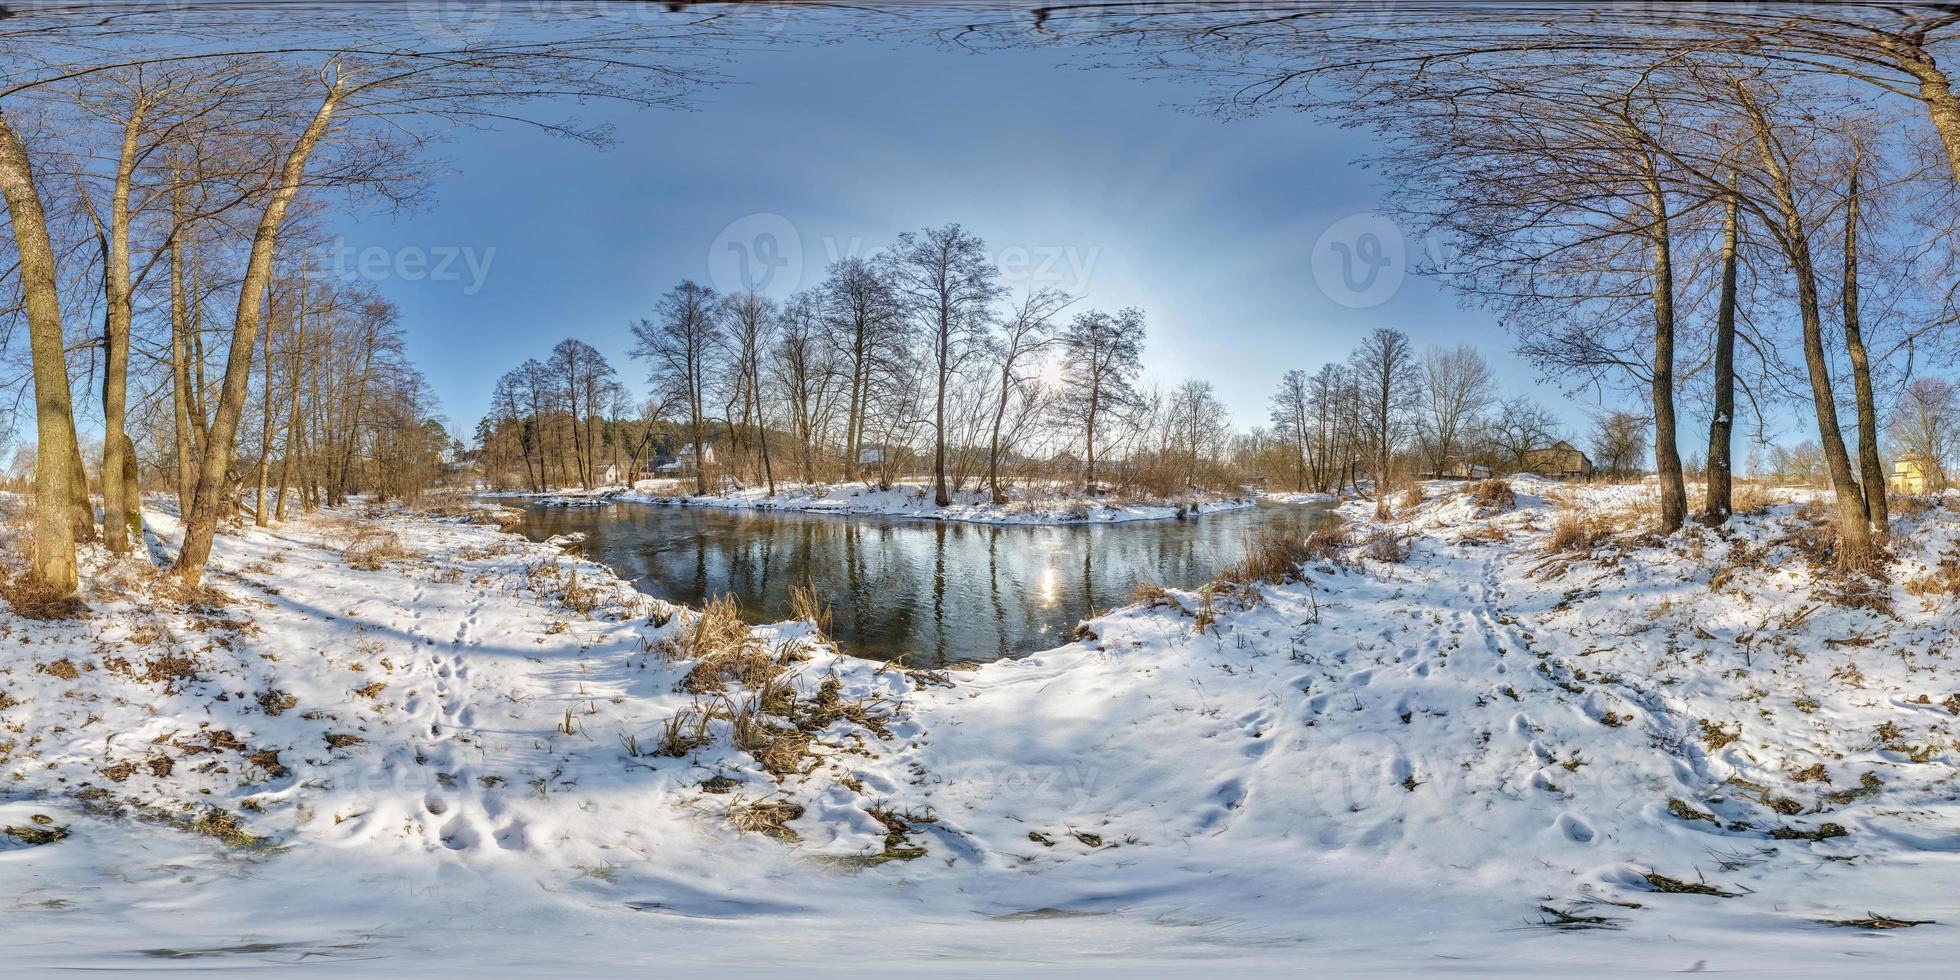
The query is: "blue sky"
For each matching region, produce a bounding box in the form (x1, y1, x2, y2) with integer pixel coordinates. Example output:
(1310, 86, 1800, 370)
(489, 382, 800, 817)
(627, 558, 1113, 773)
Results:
(326, 34, 1601, 440)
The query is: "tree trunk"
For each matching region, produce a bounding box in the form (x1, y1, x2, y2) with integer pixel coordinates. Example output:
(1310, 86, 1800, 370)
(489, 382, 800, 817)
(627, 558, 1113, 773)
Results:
(177, 86, 341, 583)
(1894, 45, 1960, 189)
(169, 183, 199, 517)
(1739, 86, 1873, 565)
(255, 288, 276, 527)
(1641, 156, 1688, 533)
(99, 105, 146, 552)
(1704, 181, 1740, 522)
(276, 267, 307, 520)
(1841, 155, 1888, 537)
(0, 111, 87, 591)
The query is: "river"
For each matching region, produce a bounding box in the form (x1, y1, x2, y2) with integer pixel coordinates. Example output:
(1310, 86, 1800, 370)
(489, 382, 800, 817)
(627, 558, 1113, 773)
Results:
(511, 499, 1336, 665)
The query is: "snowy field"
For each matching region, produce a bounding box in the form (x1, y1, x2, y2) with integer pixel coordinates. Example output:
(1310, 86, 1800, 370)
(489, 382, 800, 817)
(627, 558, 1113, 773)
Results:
(3, 478, 1959, 974)
(503, 479, 1259, 526)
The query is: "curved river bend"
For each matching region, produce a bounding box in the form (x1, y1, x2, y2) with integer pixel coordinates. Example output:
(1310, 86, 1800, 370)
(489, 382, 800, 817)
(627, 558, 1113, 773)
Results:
(512, 500, 1335, 666)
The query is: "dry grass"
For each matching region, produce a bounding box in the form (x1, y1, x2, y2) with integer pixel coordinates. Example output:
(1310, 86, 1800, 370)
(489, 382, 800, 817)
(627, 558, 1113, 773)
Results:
(657, 705, 713, 757)
(1396, 485, 1425, 511)
(1216, 527, 1319, 586)
(0, 572, 89, 620)
(1889, 493, 1936, 520)
(1130, 581, 1172, 607)
(723, 794, 805, 842)
(1468, 478, 1517, 512)
(675, 595, 776, 694)
(1731, 482, 1776, 516)
(1905, 560, 1960, 598)
(789, 581, 832, 637)
(1546, 511, 1612, 554)
(343, 527, 410, 570)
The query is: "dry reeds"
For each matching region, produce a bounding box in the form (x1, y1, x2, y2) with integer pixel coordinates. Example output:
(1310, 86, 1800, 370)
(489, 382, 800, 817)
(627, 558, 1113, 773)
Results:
(1217, 526, 1320, 586)
(675, 595, 773, 694)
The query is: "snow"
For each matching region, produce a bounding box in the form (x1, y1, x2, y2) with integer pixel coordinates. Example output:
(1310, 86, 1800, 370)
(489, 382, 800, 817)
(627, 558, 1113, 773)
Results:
(513, 479, 1259, 526)
(4, 481, 1959, 974)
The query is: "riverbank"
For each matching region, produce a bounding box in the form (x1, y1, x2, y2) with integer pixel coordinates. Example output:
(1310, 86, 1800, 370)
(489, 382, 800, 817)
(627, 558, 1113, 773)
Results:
(502, 479, 1262, 525)
(3, 480, 1958, 972)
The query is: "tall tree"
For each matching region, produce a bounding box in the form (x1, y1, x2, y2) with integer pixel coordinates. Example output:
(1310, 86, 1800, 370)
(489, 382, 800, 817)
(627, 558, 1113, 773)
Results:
(1415, 344, 1493, 477)
(1349, 327, 1420, 518)
(634, 280, 722, 496)
(986, 287, 1072, 502)
(885, 224, 1005, 506)
(1055, 307, 1146, 492)
(821, 257, 904, 483)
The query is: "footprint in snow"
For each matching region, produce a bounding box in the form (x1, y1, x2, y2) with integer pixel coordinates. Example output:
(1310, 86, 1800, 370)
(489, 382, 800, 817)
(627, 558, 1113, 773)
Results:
(1554, 812, 1596, 844)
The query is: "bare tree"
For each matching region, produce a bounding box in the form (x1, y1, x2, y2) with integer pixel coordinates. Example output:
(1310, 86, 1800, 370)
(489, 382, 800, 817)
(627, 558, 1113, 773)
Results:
(1415, 344, 1493, 476)
(722, 290, 779, 495)
(821, 257, 904, 482)
(1592, 410, 1649, 479)
(1349, 327, 1419, 517)
(1488, 395, 1560, 474)
(985, 287, 1072, 502)
(634, 280, 721, 496)
(1890, 377, 1958, 492)
(885, 224, 1004, 506)
(1055, 307, 1145, 492)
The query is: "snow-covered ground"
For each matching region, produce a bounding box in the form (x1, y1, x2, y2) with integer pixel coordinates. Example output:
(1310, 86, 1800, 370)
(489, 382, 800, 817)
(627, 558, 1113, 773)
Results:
(3, 479, 1958, 974)
(510, 479, 1259, 525)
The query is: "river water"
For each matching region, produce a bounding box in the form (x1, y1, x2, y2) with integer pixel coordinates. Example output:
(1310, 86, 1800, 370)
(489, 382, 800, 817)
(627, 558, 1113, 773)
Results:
(512, 499, 1336, 665)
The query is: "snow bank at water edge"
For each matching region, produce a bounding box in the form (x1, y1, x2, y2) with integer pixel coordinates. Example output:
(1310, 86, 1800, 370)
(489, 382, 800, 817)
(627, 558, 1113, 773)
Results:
(523, 479, 1262, 525)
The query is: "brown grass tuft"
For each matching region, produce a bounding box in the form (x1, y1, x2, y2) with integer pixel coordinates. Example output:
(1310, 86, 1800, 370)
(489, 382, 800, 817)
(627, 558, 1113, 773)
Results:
(343, 527, 410, 570)
(789, 581, 832, 637)
(1905, 560, 1960, 598)
(1731, 482, 1775, 516)
(1546, 511, 1611, 554)
(724, 794, 805, 842)
(675, 596, 776, 694)
(1217, 527, 1320, 586)
(1469, 479, 1516, 512)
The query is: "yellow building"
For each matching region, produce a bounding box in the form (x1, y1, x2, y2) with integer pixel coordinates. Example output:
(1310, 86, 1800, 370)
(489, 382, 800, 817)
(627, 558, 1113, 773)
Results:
(1889, 455, 1933, 494)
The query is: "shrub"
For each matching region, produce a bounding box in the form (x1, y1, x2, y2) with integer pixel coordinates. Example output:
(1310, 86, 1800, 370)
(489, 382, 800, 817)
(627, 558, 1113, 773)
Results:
(1365, 527, 1411, 563)
(1397, 485, 1424, 511)
(1302, 514, 1349, 560)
